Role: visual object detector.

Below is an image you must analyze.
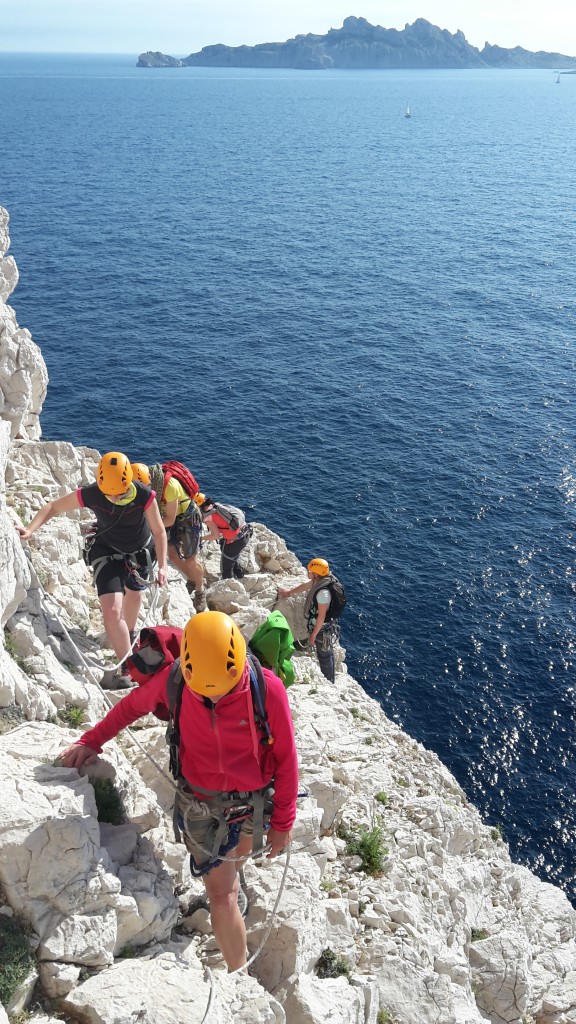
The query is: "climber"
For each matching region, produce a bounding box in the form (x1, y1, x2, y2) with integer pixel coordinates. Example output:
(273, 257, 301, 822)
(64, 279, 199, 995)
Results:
(58, 610, 298, 973)
(194, 493, 251, 581)
(278, 558, 346, 683)
(16, 452, 167, 677)
(132, 462, 205, 612)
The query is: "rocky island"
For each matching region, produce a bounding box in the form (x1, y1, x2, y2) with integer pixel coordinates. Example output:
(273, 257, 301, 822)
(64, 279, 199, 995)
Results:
(2, 205, 576, 1022)
(137, 16, 576, 71)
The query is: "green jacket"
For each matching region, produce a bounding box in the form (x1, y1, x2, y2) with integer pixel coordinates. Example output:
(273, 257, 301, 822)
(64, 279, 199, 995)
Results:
(249, 611, 295, 688)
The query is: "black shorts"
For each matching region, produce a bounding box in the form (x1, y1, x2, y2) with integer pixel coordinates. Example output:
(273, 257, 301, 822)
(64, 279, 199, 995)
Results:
(87, 542, 154, 597)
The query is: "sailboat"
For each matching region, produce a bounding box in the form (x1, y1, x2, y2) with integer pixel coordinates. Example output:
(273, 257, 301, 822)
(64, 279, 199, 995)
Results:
(404, 104, 412, 118)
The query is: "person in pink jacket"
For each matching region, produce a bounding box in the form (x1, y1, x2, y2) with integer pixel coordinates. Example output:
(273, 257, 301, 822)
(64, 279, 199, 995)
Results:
(59, 611, 298, 973)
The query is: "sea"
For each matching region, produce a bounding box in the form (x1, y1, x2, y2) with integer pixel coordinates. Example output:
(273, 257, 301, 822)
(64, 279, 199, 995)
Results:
(1, 53, 575, 902)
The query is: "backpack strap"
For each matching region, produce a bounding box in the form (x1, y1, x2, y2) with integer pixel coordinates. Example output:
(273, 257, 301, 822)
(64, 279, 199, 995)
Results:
(166, 659, 185, 781)
(247, 652, 274, 747)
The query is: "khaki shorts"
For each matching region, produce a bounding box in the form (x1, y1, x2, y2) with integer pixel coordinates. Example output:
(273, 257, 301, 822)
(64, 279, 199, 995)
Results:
(175, 781, 273, 871)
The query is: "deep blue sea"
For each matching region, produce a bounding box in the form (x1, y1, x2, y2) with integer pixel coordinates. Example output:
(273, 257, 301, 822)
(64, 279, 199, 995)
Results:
(1, 53, 576, 901)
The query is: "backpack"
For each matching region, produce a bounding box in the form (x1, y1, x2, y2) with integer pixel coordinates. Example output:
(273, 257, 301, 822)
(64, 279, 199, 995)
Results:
(123, 625, 272, 771)
(326, 578, 347, 621)
(249, 611, 295, 688)
(149, 461, 199, 506)
(307, 577, 347, 623)
(125, 625, 184, 718)
(210, 501, 244, 533)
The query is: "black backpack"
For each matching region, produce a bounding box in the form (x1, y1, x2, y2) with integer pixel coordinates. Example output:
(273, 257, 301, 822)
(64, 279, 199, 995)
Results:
(326, 578, 347, 621)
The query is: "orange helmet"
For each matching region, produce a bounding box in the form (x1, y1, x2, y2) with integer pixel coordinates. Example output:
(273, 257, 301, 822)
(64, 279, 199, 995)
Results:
(131, 462, 151, 486)
(97, 452, 133, 495)
(180, 611, 246, 698)
(193, 491, 206, 507)
(307, 557, 330, 577)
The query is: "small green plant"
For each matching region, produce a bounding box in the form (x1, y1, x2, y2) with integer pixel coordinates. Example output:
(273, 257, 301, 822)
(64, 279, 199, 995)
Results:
(320, 878, 336, 892)
(57, 705, 87, 728)
(91, 777, 124, 825)
(315, 947, 351, 982)
(358, 899, 367, 916)
(375, 791, 388, 806)
(0, 915, 35, 1006)
(364, 736, 373, 745)
(309, 687, 317, 695)
(471, 928, 489, 941)
(377, 1011, 397, 1024)
(3, 630, 30, 675)
(116, 945, 136, 959)
(397, 778, 409, 788)
(350, 707, 360, 718)
(490, 825, 503, 842)
(339, 824, 388, 876)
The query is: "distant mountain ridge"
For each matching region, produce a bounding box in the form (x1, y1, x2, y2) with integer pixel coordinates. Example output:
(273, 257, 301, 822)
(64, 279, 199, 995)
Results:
(138, 16, 576, 70)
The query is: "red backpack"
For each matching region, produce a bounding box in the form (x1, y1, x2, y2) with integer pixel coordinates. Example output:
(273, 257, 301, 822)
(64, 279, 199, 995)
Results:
(126, 625, 184, 721)
(161, 461, 199, 500)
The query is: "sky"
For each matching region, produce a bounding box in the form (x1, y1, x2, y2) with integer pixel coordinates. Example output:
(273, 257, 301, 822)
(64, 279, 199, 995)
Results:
(1, 0, 575, 57)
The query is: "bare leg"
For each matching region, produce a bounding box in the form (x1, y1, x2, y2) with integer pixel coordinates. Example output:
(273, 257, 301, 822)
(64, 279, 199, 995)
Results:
(203, 833, 252, 972)
(122, 588, 144, 634)
(168, 544, 203, 591)
(99, 592, 132, 661)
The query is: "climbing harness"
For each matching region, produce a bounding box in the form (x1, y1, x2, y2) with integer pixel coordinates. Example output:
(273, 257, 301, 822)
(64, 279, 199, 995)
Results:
(88, 540, 156, 591)
(174, 780, 275, 877)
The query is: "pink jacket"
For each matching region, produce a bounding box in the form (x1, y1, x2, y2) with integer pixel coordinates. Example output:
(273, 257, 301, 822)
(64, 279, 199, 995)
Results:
(78, 663, 298, 833)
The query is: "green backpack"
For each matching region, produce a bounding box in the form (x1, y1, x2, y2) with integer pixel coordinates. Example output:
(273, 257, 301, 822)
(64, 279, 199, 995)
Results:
(249, 611, 295, 688)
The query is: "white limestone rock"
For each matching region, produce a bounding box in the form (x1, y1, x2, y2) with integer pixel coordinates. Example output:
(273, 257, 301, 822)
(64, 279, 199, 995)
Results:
(247, 853, 327, 991)
(281, 974, 366, 1024)
(0, 216, 48, 438)
(0, 724, 177, 967)
(38, 959, 81, 998)
(62, 947, 285, 1023)
(1, 421, 31, 625)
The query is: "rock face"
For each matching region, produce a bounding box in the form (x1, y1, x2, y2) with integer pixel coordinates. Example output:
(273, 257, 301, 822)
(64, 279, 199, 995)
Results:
(480, 42, 576, 68)
(137, 50, 184, 67)
(137, 16, 576, 71)
(0, 209, 48, 440)
(2, 201, 576, 1023)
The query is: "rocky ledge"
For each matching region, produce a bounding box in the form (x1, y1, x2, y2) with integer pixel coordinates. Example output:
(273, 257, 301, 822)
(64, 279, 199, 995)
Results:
(137, 16, 576, 71)
(1, 206, 576, 1023)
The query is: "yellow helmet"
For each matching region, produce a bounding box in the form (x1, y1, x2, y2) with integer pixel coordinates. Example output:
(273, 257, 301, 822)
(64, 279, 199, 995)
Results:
(131, 462, 151, 486)
(307, 557, 330, 577)
(193, 491, 206, 507)
(180, 611, 246, 698)
(97, 452, 133, 495)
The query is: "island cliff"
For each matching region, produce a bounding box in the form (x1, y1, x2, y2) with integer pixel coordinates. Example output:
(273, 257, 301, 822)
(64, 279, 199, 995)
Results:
(137, 16, 576, 71)
(1, 205, 576, 1023)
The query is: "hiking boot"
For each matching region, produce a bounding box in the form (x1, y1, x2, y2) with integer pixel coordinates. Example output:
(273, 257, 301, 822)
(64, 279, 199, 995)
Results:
(233, 563, 245, 580)
(193, 589, 207, 613)
(100, 667, 133, 690)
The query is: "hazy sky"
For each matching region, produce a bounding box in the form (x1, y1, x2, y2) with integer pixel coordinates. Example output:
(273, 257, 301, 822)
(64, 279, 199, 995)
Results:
(2, 1, 575, 57)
